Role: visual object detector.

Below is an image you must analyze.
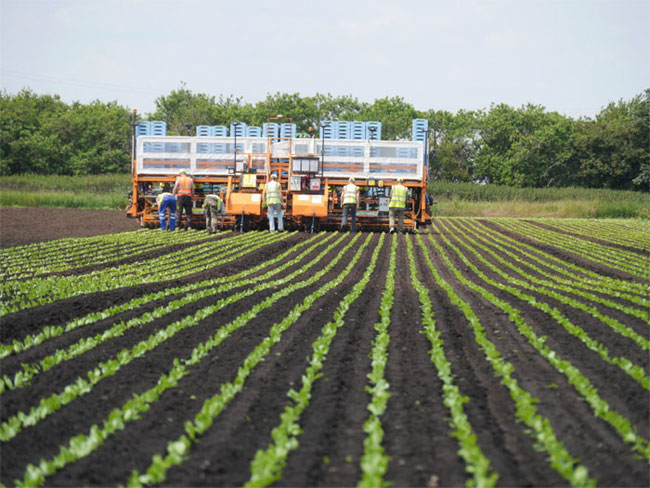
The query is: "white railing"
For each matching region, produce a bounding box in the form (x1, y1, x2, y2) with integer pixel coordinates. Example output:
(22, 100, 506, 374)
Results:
(136, 136, 424, 180)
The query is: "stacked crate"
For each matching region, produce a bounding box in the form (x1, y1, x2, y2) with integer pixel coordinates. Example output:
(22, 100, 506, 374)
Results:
(335, 122, 350, 156)
(280, 123, 296, 138)
(230, 122, 247, 138)
(136, 121, 167, 152)
(320, 121, 335, 140)
(350, 121, 366, 156)
(412, 119, 428, 141)
(366, 121, 382, 141)
(196, 125, 229, 153)
(263, 122, 280, 138)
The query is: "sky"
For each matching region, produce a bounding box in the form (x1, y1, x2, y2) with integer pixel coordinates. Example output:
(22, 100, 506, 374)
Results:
(1, 0, 648, 119)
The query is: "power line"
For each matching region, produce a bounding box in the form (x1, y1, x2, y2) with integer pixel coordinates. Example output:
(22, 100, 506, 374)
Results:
(1, 69, 158, 95)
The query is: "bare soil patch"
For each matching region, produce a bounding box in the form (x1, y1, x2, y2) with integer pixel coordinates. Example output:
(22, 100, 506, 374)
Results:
(0, 207, 140, 248)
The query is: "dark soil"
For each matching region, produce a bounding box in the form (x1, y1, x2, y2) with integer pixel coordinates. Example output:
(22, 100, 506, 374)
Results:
(0, 207, 140, 248)
(1, 211, 648, 487)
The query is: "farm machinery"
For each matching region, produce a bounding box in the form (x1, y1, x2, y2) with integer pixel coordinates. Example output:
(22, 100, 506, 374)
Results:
(126, 117, 433, 232)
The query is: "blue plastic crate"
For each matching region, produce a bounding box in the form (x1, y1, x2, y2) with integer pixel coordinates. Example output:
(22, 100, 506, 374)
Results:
(247, 126, 262, 137)
(412, 119, 428, 141)
(336, 145, 350, 156)
(196, 125, 211, 137)
(263, 122, 279, 138)
(396, 147, 412, 158)
(136, 122, 150, 137)
(320, 121, 335, 139)
(335, 121, 351, 140)
(151, 121, 167, 136)
(214, 126, 228, 137)
(280, 123, 296, 138)
(350, 121, 366, 140)
(366, 121, 382, 140)
(230, 122, 247, 137)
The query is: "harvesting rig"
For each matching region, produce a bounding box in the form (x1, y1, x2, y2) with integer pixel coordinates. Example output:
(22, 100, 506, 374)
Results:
(126, 117, 433, 232)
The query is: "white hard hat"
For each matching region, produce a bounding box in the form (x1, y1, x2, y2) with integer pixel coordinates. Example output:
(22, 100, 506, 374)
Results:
(271, 173, 278, 179)
(397, 178, 404, 183)
(179, 169, 187, 175)
(349, 177, 355, 182)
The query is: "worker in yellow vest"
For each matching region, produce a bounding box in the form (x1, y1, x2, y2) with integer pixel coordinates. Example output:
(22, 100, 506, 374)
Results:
(173, 169, 195, 230)
(389, 178, 408, 233)
(263, 173, 284, 232)
(340, 176, 360, 233)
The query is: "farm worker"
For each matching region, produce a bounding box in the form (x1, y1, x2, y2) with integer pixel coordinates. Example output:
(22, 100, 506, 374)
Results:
(263, 173, 284, 232)
(340, 177, 359, 233)
(157, 188, 177, 231)
(204, 193, 224, 234)
(173, 169, 195, 230)
(389, 178, 408, 234)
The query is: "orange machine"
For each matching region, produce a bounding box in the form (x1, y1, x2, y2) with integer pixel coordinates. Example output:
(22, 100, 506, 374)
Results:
(127, 118, 432, 232)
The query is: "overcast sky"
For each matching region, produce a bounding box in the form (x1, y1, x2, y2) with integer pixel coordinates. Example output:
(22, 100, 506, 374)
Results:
(1, 0, 648, 118)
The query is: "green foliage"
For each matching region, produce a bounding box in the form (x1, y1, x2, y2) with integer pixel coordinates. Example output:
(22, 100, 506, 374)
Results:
(420, 230, 600, 485)
(2, 86, 648, 192)
(359, 96, 417, 140)
(431, 219, 650, 460)
(574, 89, 650, 191)
(474, 103, 578, 187)
(1, 89, 131, 175)
(429, 181, 650, 218)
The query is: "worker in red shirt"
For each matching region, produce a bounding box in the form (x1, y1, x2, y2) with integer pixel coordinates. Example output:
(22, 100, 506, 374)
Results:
(173, 169, 195, 230)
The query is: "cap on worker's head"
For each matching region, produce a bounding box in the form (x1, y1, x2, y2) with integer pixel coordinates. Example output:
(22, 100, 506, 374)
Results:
(271, 173, 277, 179)
(179, 169, 187, 175)
(349, 177, 355, 182)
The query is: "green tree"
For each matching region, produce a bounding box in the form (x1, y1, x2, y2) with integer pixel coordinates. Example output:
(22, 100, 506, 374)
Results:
(358, 96, 417, 140)
(423, 109, 480, 182)
(151, 83, 222, 135)
(0, 89, 68, 174)
(474, 104, 578, 187)
(575, 89, 649, 190)
(56, 101, 131, 174)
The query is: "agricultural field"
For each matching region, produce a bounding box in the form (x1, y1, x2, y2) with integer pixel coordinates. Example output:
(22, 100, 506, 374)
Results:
(0, 216, 648, 487)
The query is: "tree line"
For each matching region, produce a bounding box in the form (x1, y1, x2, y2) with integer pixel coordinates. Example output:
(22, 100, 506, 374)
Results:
(1, 86, 648, 191)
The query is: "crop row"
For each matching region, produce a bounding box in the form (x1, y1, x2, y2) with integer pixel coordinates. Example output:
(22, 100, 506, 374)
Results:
(1, 232, 342, 437)
(0, 229, 206, 280)
(431, 220, 649, 459)
(1, 231, 291, 315)
(534, 218, 650, 249)
(493, 219, 650, 279)
(1, 219, 647, 487)
(11, 233, 369, 486)
(456, 219, 648, 306)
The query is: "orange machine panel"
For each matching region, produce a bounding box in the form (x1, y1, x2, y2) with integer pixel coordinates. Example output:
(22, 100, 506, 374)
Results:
(227, 192, 262, 215)
(291, 193, 329, 217)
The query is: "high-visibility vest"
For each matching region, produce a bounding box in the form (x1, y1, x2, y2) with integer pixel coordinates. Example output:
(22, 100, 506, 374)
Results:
(389, 184, 408, 209)
(205, 194, 223, 212)
(156, 192, 174, 207)
(175, 175, 193, 196)
(342, 183, 358, 205)
(265, 180, 282, 205)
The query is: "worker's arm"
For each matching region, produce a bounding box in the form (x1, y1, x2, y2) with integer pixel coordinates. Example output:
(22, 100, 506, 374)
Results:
(172, 179, 179, 195)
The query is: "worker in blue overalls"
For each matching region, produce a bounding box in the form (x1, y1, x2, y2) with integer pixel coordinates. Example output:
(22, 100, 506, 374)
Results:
(157, 184, 177, 230)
